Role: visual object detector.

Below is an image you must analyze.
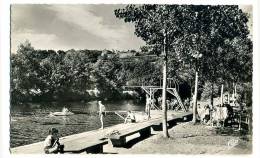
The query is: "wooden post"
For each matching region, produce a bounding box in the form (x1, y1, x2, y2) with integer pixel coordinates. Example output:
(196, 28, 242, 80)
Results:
(162, 30, 169, 138)
(192, 71, 198, 123)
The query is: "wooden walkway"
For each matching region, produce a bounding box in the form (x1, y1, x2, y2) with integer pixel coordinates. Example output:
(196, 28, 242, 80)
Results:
(10, 111, 192, 154)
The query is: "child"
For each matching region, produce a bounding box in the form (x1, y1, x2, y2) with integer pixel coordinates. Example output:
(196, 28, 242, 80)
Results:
(43, 128, 64, 154)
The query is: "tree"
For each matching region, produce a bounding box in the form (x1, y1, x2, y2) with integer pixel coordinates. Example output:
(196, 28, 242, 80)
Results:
(167, 5, 252, 121)
(115, 5, 252, 126)
(115, 4, 193, 137)
(11, 40, 38, 102)
(92, 55, 124, 100)
(199, 6, 252, 107)
(11, 42, 99, 102)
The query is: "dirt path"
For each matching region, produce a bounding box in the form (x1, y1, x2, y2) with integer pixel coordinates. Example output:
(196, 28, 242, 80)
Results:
(104, 122, 252, 154)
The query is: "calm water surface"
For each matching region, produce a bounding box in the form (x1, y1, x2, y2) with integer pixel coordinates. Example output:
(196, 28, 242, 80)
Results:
(10, 100, 144, 148)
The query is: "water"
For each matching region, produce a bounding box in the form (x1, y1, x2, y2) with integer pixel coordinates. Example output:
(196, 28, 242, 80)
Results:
(10, 100, 144, 148)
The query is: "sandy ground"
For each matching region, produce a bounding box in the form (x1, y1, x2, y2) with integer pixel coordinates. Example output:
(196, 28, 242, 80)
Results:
(103, 122, 252, 154)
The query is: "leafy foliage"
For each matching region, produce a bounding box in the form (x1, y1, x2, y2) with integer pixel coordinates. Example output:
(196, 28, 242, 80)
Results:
(11, 5, 252, 106)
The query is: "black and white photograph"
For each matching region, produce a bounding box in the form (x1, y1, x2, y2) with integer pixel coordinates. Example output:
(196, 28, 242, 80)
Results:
(0, 0, 259, 156)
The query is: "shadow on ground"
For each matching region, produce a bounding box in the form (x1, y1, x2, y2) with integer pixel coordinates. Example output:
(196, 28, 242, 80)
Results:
(123, 134, 156, 149)
(102, 152, 118, 154)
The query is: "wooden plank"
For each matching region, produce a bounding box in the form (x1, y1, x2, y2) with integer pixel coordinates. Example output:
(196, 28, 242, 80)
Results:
(64, 139, 108, 153)
(10, 127, 112, 154)
(152, 111, 192, 126)
(11, 139, 108, 154)
(11, 142, 45, 154)
(109, 111, 192, 147)
(109, 111, 192, 139)
(109, 125, 152, 147)
(109, 123, 152, 139)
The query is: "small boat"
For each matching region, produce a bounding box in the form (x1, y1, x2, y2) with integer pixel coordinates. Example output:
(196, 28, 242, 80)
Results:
(50, 107, 74, 116)
(11, 118, 17, 122)
(50, 111, 74, 116)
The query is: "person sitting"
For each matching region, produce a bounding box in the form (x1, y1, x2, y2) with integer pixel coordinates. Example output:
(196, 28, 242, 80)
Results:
(62, 107, 69, 113)
(124, 111, 136, 123)
(43, 127, 64, 154)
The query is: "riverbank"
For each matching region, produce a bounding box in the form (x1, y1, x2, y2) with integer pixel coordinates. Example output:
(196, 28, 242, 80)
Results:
(103, 122, 252, 154)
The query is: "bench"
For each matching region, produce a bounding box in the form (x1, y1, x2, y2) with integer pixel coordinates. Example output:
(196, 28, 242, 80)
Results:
(63, 139, 108, 154)
(108, 123, 152, 147)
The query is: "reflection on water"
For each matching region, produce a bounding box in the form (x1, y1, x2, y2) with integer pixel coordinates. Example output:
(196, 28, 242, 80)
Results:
(10, 100, 144, 148)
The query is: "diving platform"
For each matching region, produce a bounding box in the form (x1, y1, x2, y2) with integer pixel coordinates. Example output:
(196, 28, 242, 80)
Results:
(124, 85, 187, 112)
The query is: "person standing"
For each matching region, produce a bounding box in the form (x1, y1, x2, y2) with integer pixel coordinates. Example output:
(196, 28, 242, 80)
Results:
(98, 101, 106, 129)
(145, 94, 151, 119)
(157, 96, 162, 109)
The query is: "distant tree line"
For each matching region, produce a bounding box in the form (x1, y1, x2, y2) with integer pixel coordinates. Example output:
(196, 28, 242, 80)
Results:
(11, 39, 252, 106)
(11, 41, 162, 103)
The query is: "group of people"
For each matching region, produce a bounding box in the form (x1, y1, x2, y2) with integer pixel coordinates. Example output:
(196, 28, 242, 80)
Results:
(146, 94, 180, 111)
(98, 100, 136, 127)
(44, 100, 138, 154)
(197, 102, 236, 127)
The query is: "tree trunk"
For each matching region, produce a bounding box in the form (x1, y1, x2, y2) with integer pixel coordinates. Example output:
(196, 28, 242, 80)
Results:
(210, 81, 214, 106)
(232, 82, 235, 100)
(190, 79, 193, 108)
(210, 81, 214, 122)
(221, 84, 224, 106)
(234, 83, 237, 101)
(192, 71, 198, 123)
(162, 30, 169, 138)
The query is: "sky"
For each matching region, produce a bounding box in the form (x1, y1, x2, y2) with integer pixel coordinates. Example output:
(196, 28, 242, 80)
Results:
(11, 4, 252, 53)
(11, 4, 146, 53)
